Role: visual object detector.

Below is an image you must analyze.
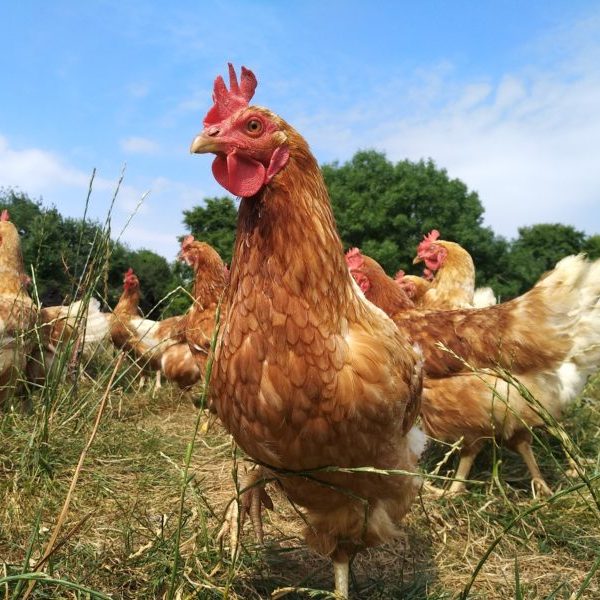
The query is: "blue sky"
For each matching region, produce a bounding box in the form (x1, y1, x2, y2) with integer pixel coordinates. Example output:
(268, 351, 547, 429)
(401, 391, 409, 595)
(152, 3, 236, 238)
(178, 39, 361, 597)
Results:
(1, 1, 599, 260)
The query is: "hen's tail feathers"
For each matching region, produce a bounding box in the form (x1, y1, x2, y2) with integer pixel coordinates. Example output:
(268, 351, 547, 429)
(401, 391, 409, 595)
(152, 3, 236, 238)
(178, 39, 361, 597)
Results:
(472, 286, 497, 308)
(54, 298, 111, 353)
(551, 256, 600, 407)
(80, 298, 111, 346)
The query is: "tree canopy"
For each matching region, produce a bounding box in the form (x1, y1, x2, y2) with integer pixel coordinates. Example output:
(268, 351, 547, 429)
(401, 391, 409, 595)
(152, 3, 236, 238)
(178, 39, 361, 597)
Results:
(182, 197, 238, 265)
(506, 223, 589, 296)
(0, 189, 184, 317)
(323, 151, 514, 296)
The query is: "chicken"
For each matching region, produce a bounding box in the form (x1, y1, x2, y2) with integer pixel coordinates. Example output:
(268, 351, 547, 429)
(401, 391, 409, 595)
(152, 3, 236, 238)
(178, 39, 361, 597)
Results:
(411, 229, 496, 309)
(347, 248, 600, 495)
(109, 268, 200, 392)
(0, 210, 37, 408)
(177, 235, 228, 380)
(346, 249, 414, 316)
(27, 297, 111, 383)
(190, 64, 425, 597)
(110, 268, 160, 389)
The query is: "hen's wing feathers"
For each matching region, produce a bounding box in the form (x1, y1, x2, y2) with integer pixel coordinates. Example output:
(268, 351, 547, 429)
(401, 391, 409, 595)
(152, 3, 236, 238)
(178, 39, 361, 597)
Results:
(394, 255, 600, 377)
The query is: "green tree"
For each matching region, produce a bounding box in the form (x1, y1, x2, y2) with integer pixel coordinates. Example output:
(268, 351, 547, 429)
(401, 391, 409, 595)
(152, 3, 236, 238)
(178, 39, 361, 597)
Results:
(507, 224, 587, 295)
(182, 197, 238, 264)
(323, 151, 511, 295)
(128, 249, 177, 316)
(583, 234, 600, 260)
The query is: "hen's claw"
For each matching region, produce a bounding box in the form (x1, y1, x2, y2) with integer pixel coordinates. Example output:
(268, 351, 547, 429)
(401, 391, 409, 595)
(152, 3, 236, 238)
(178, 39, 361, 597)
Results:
(217, 467, 274, 558)
(532, 477, 553, 498)
(217, 499, 240, 557)
(245, 478, 274, 543)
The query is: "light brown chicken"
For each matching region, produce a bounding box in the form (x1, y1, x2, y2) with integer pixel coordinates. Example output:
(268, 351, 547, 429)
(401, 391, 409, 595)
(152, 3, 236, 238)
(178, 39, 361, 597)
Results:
(109, 268, 200, 392)
(27, 297, 111, 383)
(0, 210, 37, 408)
(177, 235, 228, 381)
(410, 229, 496, 309)
(190, 64, 424, 597)
(347, 248, 600, 495)
(394, 269, 432, 305)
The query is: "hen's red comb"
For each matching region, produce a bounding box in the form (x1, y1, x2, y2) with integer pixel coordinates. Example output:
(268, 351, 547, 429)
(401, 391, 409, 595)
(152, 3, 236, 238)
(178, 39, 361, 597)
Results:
(125, 267, 135, 277)
(345, 247, 365, 271)
(1, 209, 9, 221)
(394, 269, 406, 282)
(417, 229, 440, 255)
(204, 63, 258, 127)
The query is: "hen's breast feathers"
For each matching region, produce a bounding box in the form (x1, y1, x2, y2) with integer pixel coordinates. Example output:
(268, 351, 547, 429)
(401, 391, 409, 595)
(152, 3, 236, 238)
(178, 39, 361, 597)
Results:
(0, 293, 37, 373)
(212, 154, 422, 474)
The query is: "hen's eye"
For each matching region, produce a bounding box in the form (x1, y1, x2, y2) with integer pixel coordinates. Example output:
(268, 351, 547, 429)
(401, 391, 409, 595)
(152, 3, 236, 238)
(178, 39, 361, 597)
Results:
(246, 119, 263, 135)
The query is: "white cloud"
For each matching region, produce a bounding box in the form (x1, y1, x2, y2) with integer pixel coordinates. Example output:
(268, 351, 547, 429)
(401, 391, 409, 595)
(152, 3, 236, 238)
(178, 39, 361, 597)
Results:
(119, 224, 181, 256)
(0, 134, 208, 258)
(120, 136, 160, 154)
(291, 15, 600, 239)
(0, 134, 151, 229)
(376, 66, 600, 238)
(0, 135, 90, 190)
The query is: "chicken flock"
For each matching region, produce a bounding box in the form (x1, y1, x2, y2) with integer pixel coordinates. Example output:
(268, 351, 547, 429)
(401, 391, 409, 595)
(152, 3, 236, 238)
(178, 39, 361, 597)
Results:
(2, 65, 600, 598)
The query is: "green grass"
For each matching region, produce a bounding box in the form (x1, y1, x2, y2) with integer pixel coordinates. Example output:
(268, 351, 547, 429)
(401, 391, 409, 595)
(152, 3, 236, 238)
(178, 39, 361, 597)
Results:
(1, 371, 599, 599)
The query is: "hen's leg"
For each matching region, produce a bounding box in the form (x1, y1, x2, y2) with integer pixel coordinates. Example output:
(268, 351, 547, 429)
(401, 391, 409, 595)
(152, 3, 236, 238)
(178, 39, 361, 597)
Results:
(508, 431, 552, 497)
(446, 441, 483, 495)
(333, 558, 349, 599)
(217, 466, 273, 557)
(154, 369, 162, 390)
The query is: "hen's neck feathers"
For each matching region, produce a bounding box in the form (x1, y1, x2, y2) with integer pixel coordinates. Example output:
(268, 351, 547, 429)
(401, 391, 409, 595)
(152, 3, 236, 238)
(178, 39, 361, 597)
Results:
(433, 243, 475, 287)
(192, 262, 227, 308)
(229, 132, 356, 322)
(429, 242, 475, 306)
(0, 226, 28, 295)
(114, 286, 140, 315)
(362, 260, 414, 317)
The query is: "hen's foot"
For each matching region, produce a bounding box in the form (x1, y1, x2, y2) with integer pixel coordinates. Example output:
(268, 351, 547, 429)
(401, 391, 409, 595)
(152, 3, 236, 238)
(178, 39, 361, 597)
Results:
(532, 477, 553, 498)
(217, 467, 274, 558)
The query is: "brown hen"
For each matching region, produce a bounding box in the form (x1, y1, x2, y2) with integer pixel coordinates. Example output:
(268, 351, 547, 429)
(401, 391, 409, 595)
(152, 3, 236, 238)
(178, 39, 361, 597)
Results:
(109, 268, 200, 392)
(348, 249, 600, 495)
(411, 229, 496, 309)
(190, 64, 424, 597)
(177, 235, 228, 381)
(0, 210, 37, 408)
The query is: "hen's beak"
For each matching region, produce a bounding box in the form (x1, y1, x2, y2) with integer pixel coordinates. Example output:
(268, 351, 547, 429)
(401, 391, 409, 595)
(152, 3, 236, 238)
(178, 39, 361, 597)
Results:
(412, 256, 423, 265)
(190, 132, 224, 154)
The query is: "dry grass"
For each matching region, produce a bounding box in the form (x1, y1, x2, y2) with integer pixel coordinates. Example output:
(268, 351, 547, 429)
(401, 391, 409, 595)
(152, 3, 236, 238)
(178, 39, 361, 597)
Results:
(1, 370, 599, 599)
